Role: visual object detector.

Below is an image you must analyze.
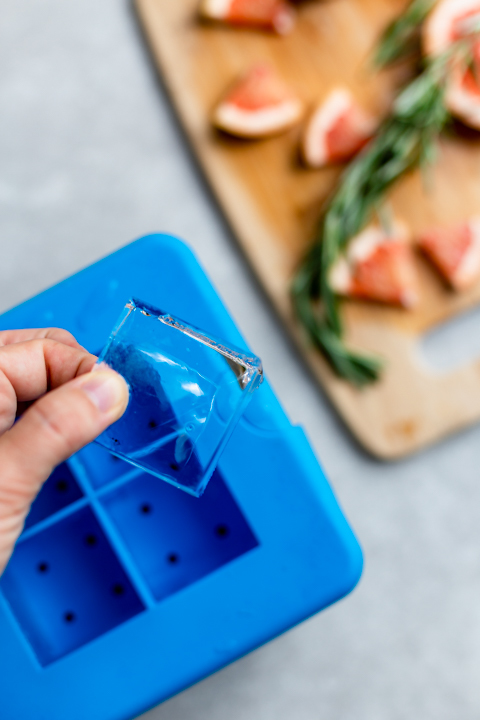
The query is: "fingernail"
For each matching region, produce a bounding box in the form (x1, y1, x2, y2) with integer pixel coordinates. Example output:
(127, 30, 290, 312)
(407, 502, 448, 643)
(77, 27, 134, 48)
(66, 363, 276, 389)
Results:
(79, 370, 129, 415)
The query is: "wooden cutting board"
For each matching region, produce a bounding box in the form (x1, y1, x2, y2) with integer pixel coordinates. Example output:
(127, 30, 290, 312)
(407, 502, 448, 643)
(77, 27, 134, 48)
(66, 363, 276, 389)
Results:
(134, 0, 480, 459)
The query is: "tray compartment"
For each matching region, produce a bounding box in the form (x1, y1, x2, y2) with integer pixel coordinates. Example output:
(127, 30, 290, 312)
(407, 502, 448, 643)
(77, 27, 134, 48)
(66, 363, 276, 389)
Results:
(1, 506, 145, 665)
(24, 463, 83, 531)
(101, 470, 258, 601)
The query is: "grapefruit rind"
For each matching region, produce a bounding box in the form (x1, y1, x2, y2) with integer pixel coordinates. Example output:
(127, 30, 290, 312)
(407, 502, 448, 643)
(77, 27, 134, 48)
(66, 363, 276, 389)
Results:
(422, 0, 480, 56)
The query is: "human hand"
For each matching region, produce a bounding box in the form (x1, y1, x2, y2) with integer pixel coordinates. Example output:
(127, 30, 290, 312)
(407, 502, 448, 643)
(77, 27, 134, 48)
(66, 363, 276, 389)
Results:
(0, 328, 129, 575)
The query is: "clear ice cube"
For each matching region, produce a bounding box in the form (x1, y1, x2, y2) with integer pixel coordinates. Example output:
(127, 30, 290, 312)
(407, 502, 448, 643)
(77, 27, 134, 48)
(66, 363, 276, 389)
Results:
(94, 298, 263, 496)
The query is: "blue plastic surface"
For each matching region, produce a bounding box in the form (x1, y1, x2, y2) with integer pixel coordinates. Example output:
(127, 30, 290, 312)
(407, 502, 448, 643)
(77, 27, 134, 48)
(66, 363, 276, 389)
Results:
(95, 297, 263, 496)
(0, 235, 362, 720)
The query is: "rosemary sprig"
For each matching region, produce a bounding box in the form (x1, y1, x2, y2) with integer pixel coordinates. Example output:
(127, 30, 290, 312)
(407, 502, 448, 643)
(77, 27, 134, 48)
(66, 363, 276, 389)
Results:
(375, 0, 437, 68)
(292, 53, 452, 386)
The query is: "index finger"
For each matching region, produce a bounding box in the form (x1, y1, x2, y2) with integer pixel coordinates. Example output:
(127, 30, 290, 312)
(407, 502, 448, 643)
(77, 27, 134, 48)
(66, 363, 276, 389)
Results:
(0, 339, 98, 434)
(0, 328, 84, 350)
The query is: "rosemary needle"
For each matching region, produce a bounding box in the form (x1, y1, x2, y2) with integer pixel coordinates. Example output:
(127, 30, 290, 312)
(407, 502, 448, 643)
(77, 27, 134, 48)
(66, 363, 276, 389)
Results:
(374, 0, 437, 69)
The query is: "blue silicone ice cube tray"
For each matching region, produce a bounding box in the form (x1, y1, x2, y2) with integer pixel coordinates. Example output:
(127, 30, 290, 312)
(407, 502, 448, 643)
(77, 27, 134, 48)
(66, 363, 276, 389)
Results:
(0, 234, 362, 720)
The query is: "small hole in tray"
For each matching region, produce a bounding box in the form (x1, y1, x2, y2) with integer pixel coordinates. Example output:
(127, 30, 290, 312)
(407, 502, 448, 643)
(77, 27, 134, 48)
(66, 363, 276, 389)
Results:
(167, 553, 179, 564)
(85, 534, 97, 547)
(215, 524, 230, 539)
(112, 583, 125, 596)
(64, 612, 75, 623)
(55, 479, 69, 492)
(148, 419, 158, 429)
(169, 463, 179, 472)
(140, 503, 152, 515)
(37, 562, 49, 573)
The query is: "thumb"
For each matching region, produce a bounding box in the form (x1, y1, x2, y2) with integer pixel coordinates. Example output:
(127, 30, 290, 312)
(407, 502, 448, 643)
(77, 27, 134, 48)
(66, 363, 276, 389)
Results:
(0, 369, 129, 573)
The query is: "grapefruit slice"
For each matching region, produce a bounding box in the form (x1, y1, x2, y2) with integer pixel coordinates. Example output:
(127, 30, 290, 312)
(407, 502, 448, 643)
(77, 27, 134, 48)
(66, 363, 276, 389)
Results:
(329, 222, 419, 308)
(418, 218, 480, 290)
(423, 0, 480, 129)
(212, 64, 304, 138)
(302, 88, 376, 168)
(199, 0, 296, 34)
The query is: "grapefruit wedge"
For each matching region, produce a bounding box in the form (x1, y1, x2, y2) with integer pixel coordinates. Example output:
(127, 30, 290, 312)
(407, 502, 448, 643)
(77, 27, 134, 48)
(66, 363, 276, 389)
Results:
(199, 0, 296, 34)
(329, 222, 419, 308)
(302, 88, 376, 168)
(423, 0, 480, 129)
(418, 218, 480, 290)
(212, 64, 304, 138)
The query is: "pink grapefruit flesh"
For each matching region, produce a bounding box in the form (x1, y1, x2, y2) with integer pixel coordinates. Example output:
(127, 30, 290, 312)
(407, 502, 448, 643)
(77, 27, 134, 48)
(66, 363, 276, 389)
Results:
(418, 218, 480, 290)
(423, 0, 480, 129)
(329, 222, 418, 308)
(212, 64, 303, 138)
(302, 88, 376, 168)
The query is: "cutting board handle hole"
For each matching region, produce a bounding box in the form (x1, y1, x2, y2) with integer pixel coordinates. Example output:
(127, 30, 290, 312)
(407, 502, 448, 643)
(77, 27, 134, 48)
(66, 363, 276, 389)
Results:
(419, 303, 480, 372)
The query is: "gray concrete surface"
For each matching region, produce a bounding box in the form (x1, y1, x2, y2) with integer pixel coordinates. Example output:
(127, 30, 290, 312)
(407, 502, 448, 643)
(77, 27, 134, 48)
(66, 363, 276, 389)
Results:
(2, 2, 480, 719)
